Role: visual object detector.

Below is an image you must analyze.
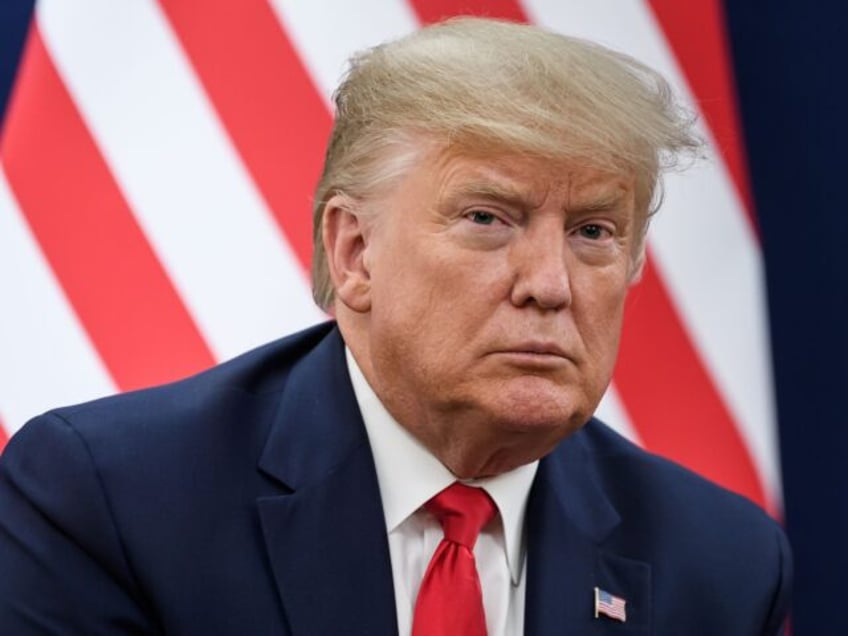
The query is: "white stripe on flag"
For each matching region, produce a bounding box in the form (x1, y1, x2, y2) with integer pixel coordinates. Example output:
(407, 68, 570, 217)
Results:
(268, 0, 419, 106)
(524, 0, 781, 506)
(0, 167, 116, 433)
(37, 0, 325, 363)
(597, 384, 644, 446)
(653, 157, 780, 507)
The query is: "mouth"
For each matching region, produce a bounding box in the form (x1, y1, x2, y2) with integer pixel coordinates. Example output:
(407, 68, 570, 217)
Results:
(498, 341, 568, 356)
(489, 342, 573, 366)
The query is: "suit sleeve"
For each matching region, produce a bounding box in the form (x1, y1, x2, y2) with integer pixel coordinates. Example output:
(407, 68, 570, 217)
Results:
(0, 413, 160, 635)
(763, 522, 793, 636)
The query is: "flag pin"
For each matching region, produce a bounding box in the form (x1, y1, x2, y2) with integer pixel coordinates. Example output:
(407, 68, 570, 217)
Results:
(594, 586, 627, 623)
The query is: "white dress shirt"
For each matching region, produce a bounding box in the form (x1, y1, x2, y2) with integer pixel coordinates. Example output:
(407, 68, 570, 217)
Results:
(346, 349, 538, 636)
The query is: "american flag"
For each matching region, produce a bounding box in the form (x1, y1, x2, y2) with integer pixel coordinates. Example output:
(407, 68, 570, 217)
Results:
(0, 0, 780, 518)
(595, 587, 627, 622)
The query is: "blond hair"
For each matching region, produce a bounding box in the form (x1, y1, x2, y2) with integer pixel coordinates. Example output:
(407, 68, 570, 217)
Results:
(311, 18, 700, 309)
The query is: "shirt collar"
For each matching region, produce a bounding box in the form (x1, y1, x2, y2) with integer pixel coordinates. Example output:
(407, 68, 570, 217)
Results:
(346, 347, 538, 585)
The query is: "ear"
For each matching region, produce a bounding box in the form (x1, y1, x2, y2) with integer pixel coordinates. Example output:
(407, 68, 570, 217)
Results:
(322, 194, 373, 313)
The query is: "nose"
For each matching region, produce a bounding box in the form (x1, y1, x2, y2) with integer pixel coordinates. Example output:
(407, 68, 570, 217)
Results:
(509, 223, 572, 310)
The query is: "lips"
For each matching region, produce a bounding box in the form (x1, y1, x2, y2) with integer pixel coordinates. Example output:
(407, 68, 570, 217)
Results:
(493, 342, 570, 358)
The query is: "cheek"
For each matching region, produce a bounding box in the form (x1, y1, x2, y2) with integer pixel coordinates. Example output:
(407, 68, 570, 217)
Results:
(574, 270, 629, 355)
(371, 263, 501, 375)
(368, 232, 431, 310)
(368, 256, 454, 354)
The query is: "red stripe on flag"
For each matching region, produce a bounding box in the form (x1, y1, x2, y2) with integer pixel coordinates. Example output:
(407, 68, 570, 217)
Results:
(1, 26, 216, 391)
(157, 0, 330, 272)
(0, 417, 8, 453)
(647, 0, 756, 228)
(409, 0, 527, 23)
(617, 257, 768, 509)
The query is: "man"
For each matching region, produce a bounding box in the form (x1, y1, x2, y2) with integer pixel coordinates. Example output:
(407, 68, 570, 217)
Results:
(0, 17, 790, 635)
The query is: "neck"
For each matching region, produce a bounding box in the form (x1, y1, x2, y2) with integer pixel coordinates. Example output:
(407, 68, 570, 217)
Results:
(337, 309, 566, 479)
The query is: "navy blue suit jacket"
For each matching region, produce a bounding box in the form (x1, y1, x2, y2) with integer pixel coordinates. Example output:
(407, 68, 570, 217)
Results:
(0, 323, 791, 634)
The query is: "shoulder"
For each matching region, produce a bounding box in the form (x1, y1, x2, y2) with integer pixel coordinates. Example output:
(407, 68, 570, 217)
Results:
(571, 419, 792, 632)
(0, 319, 340, 556)
(0, 324, 339, 633)
(1, 321, 339, 506)
(577, 418, 779, 535)
(10, 322, 336, 452)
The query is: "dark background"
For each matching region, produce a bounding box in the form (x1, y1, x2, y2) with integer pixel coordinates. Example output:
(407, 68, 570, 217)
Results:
(723, 2, 847, 633)
(1, 1, 845, 632)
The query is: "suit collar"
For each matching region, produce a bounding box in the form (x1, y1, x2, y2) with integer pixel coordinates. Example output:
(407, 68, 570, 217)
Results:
(256, 326, 399, 635)
(537, 422, 621, 543)
(257, 325, 365, 491)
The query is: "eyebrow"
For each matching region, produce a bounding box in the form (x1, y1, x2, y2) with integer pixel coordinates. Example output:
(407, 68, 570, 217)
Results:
(447, 181, 530, 207)
(446, 181, 629, 213)
(569, 191, 629, 214)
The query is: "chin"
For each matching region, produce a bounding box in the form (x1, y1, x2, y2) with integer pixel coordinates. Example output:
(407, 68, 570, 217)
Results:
(483, 378, 594, 436)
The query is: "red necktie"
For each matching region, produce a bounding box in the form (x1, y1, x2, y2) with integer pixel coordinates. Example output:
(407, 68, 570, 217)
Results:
(412, 483, 497, 636)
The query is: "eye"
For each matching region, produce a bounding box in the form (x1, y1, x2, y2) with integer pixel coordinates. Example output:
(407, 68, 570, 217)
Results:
(577, 223, 611, 240)
(467, 210, 498, 225)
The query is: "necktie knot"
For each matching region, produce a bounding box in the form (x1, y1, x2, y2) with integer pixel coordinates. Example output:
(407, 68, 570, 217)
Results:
(425, 483, 496, 549)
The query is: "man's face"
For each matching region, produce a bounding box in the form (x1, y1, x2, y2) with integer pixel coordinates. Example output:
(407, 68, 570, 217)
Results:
(341, 146, 640, 476)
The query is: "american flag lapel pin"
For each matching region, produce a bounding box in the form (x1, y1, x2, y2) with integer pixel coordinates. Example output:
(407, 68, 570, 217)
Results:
(594, 587, 627, 623)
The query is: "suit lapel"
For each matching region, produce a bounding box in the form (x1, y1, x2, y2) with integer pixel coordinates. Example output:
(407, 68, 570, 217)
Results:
(525, 426, 652, 635)
(256, 328, 398, 636)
